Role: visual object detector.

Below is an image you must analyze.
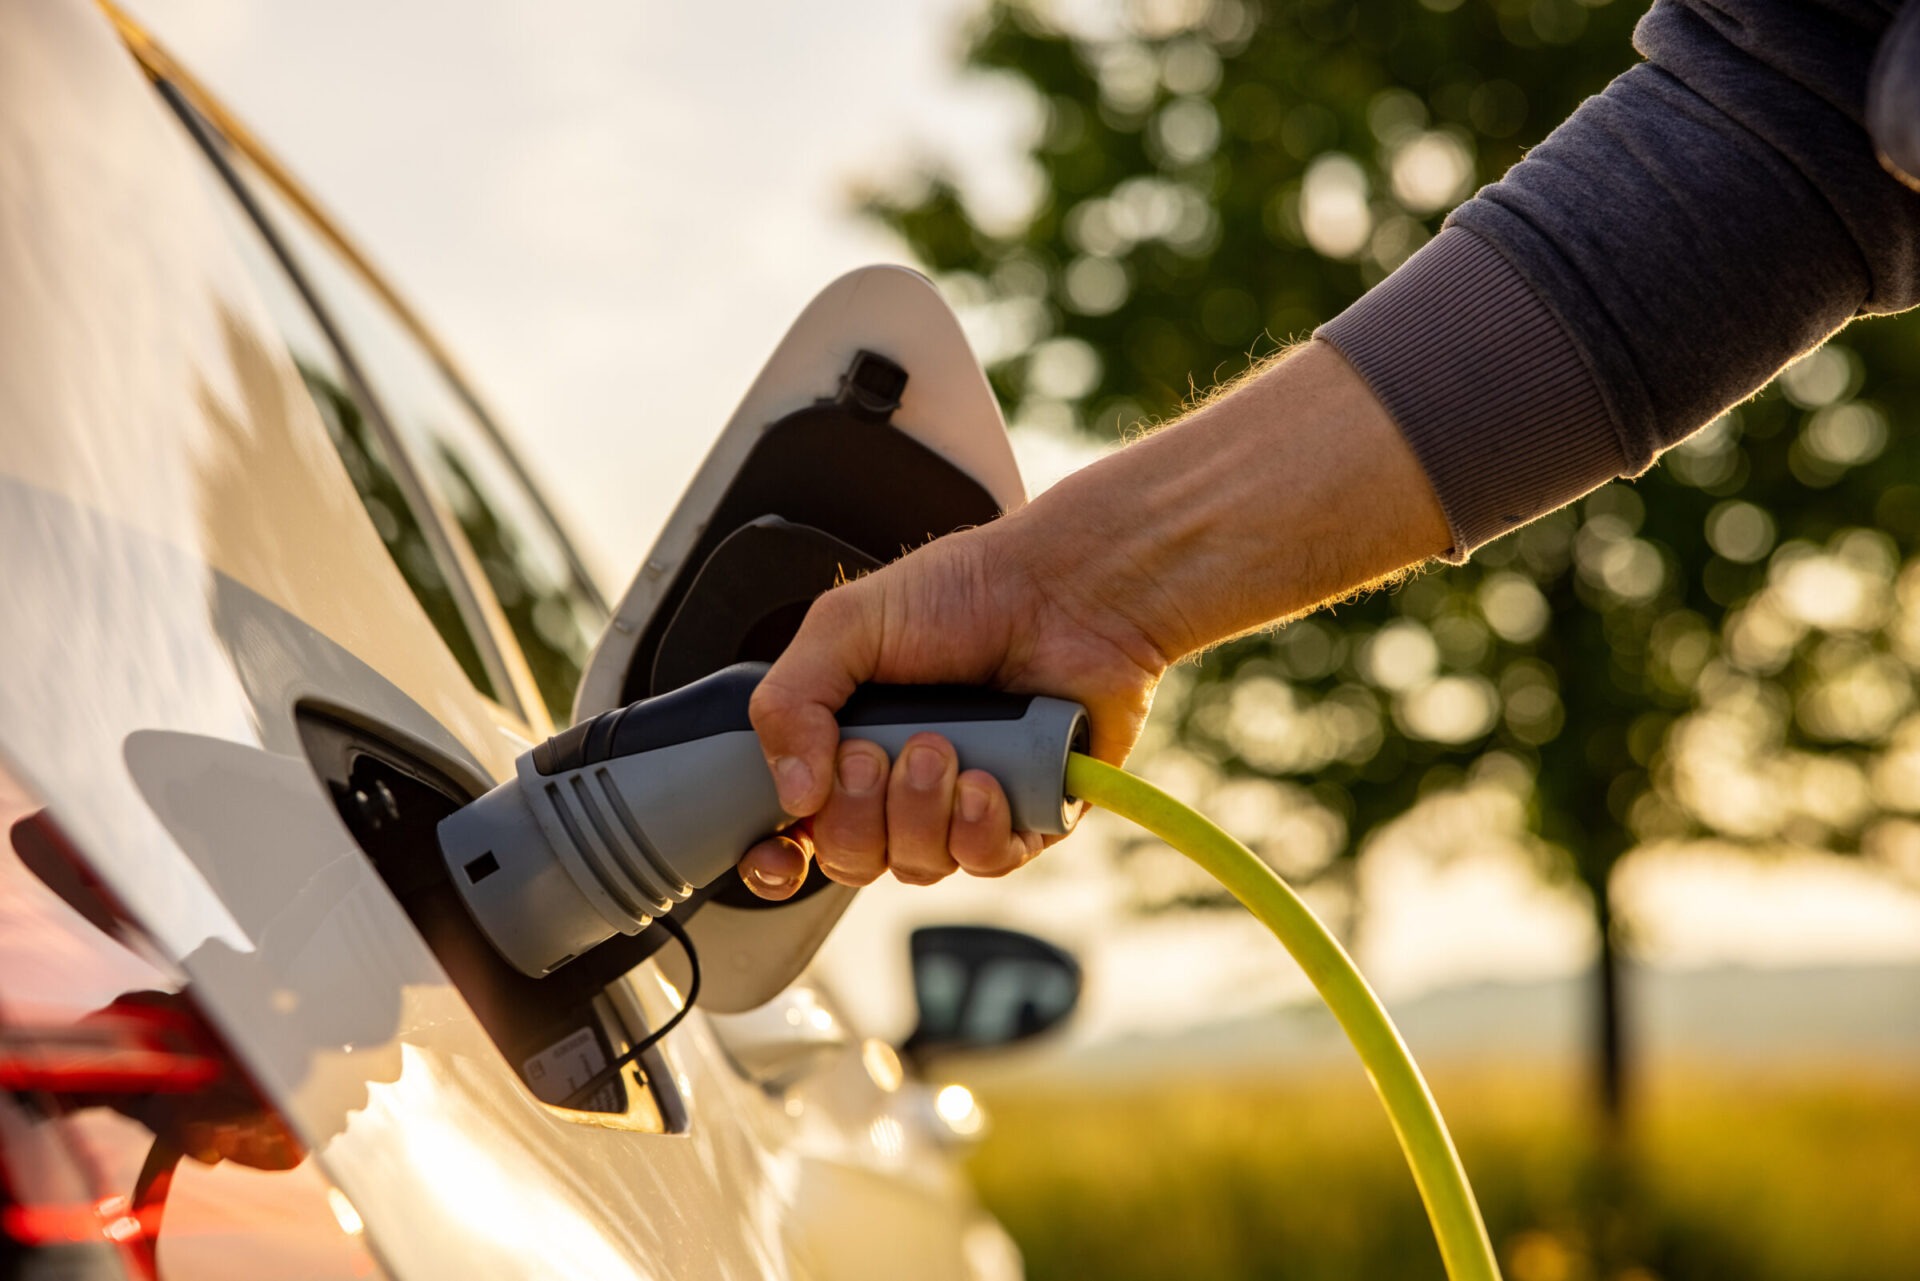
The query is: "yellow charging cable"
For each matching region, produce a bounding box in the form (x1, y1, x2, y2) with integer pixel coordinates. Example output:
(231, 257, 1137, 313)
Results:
(1065, 754, 1502, 1281)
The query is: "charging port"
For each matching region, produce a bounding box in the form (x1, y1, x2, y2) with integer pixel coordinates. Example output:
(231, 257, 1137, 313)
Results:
(295, 709, 683, 1126)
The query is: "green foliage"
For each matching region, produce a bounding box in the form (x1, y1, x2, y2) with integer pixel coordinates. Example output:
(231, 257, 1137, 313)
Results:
(869, 0, 1920, 929)
(871, 0, 1642, 428)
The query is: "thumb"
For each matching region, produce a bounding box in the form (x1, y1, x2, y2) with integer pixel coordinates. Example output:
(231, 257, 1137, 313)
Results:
(750, 584, 879, 816)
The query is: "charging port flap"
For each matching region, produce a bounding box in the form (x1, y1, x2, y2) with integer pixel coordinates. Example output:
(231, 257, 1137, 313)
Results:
(572, 266, 1025, 1012)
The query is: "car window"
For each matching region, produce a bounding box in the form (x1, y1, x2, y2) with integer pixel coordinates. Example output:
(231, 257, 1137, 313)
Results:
(221, 155, 607, 724)
(184, 115, 507, 704)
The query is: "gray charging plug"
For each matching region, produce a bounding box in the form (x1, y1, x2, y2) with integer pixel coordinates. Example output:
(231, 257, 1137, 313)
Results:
(438, 662, 1088, 977)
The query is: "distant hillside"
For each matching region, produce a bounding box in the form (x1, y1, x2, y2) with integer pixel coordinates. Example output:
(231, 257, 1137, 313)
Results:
(962, 962, 1920, 1088)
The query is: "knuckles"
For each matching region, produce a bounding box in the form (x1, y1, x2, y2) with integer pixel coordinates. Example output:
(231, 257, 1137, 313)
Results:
(814, 858, 883, 887)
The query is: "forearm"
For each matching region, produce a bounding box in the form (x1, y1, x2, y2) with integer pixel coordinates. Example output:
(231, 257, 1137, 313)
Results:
(1003, 340, 1449, 663)
(1320, 0, 1920, 561)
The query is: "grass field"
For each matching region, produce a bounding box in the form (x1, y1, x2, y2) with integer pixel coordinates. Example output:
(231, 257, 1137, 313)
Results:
(966, 1064, 1920, 1281)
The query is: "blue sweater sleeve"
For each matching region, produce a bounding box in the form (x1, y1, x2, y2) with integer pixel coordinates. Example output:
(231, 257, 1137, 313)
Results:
(1318, 0, 1920, 560)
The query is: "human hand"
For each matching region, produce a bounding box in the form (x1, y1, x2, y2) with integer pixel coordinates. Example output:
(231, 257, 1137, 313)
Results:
(737, 510, 1170, 898)
(736, 341, 1449, 898)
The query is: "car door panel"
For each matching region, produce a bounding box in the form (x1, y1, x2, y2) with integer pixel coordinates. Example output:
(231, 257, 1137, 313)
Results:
(0, 4, 819, 1276)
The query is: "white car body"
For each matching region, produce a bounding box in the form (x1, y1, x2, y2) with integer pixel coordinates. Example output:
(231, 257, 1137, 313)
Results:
(0, 3, 1044, 1277)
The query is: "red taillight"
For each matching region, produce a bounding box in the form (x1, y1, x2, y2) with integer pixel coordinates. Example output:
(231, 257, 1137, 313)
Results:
(2, 1193, 149, 1248)
(0, 762, 376, 1278)
(0, 1000, 224, 1094)
(0, 1084, 154, 1278)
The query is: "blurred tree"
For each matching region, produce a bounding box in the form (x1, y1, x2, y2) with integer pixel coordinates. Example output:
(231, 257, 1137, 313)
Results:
(867, 0, 1920, 1125)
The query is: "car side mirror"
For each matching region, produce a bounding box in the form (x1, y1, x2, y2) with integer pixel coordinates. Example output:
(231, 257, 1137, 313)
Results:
(903, 925, 1080, 1059)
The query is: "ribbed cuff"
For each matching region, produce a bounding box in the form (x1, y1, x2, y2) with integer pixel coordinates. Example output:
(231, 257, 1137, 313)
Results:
(1316, 227, 1625, 562)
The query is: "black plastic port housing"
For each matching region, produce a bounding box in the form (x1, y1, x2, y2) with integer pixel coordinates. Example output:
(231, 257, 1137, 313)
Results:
(618, 359, 1003, 707)
(296, 709, 681, 1123)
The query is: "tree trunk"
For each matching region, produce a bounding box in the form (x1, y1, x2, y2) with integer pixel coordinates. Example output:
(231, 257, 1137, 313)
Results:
(1590, 884, 1639, 1272)
(1595, 886, 1628, 1132)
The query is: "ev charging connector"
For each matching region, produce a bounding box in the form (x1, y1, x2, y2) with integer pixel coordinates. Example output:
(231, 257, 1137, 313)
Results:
(438, 661, 1088, 978)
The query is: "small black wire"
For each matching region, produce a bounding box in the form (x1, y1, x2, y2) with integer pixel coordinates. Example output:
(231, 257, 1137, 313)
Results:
(559, 912, 700, 1111)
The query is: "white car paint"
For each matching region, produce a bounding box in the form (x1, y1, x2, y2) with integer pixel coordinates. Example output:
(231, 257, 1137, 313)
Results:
(0, 3, 1027, 1277)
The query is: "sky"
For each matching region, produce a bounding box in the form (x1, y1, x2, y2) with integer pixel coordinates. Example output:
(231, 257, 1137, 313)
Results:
(120, 0, 1051, 583)
(120, 0, 1920, 1044)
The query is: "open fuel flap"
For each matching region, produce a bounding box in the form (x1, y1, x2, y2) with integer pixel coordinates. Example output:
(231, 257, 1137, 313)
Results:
(573, 265, 1027, 1012)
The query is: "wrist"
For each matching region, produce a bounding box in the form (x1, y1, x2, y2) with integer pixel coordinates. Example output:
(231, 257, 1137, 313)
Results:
(988, 486, 1180, 676)
(999, 445, 1206, 667)
(1000, 340, 1449, 661)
